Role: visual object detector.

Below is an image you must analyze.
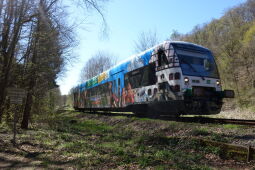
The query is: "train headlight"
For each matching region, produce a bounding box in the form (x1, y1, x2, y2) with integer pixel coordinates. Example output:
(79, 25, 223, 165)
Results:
(184, 77, 189, 84)
(216, 80, 220, 86)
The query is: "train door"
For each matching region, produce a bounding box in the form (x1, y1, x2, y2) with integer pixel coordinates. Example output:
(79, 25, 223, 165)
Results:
(111, 71, 124, 108)
(112, 79, 117, 107)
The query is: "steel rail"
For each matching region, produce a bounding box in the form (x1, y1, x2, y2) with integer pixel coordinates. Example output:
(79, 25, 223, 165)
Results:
(70, 109, 255, 126)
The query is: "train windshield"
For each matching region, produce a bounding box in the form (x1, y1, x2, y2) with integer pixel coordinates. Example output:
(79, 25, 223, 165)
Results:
(176, 50, 219, 78)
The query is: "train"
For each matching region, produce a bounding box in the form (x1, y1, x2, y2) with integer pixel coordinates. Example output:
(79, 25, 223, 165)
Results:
(72, 41, 234, 116)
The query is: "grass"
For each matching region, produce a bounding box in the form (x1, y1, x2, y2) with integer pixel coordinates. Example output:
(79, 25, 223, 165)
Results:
(190, 127, 210, 136)
(0, 110, 254, 169)
(222, 124, 242, 129)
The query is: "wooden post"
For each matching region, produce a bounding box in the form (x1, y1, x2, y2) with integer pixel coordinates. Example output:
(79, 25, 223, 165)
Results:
(7, 88, 26, 146)
(247, 145, 251, 162)
(12, 107, 18, 146)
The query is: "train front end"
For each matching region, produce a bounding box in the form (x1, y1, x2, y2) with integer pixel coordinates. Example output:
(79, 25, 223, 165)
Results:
(152, 41, 234, 115)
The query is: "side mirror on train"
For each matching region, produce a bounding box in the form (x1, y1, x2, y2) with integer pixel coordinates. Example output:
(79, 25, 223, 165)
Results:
(223, 90, 235, 98)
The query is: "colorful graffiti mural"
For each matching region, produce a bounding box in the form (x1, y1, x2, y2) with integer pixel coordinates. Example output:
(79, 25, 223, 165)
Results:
(74, 48, 155, 108)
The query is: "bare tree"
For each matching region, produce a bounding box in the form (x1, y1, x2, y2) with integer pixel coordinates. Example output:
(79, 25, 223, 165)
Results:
(133, 30, 160, 53)
(169, 30, 183, 41)
(74, 0, 110, 37)
(79, 50, 116, 82)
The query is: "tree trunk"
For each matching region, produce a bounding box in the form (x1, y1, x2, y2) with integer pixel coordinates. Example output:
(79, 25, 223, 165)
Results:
(21, 92, 32, 129)
(0, 70, 9, 122)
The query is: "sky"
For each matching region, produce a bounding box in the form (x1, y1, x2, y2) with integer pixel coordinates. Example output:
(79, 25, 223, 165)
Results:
(57, 0, 246, 95)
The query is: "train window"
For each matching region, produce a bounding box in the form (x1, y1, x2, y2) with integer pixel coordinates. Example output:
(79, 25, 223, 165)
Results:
(141, 66, 150, 86)
(94, 87, 98, 96)
(125, 71, 141, 89)
(118, 78, 120, 86)
(154, 88, 158, 95)
(91, 88, 95, 96)
(130, 74, 141, 88)
(125, 64, 156, 88)
(87, 89, 91, 97)
(102, 83, 107, 94)
(175, 72, 180, 80)
(148, 89, 152, 96)
(169, 73, 173, 80)
(98, 85, 102, 95)
(93, 87, 97, 96)
(141, 64, 156, 86)
(94, 87, 97, 96)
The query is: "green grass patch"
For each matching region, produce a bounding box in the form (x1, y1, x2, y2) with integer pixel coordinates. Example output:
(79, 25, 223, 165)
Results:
(223, 124, 242, 129)
(190, 127, 210, 136)
(72, 120, 113, 134)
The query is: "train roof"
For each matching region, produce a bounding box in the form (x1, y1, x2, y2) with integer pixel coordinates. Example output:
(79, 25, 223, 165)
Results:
(169, 41, 210, 52)
(74, 41, 210, 91)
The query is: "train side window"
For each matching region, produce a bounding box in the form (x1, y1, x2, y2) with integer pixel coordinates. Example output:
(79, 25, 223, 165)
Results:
(94, 86, 97, 96)
(149, 64, 157, 84)
(154, 88, 157, 94)
(87, 89, 90, 97)
(175, 72, 180, 80)
(148, 89, 152, 96)
(141, 64, 156, 86)
(102, 83, 107, 94)
(95, 87, 98, 96)
(91, 88, 95, 96)
(125, 70, 141, 89)
(169, 73, 173, 80)
(98, 85, 102, 95)
(141, 66, 150, 86)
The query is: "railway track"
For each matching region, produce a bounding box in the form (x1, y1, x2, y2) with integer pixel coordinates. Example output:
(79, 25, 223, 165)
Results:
(74, 110, 255, 126)
(172, 116, 255, 126)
